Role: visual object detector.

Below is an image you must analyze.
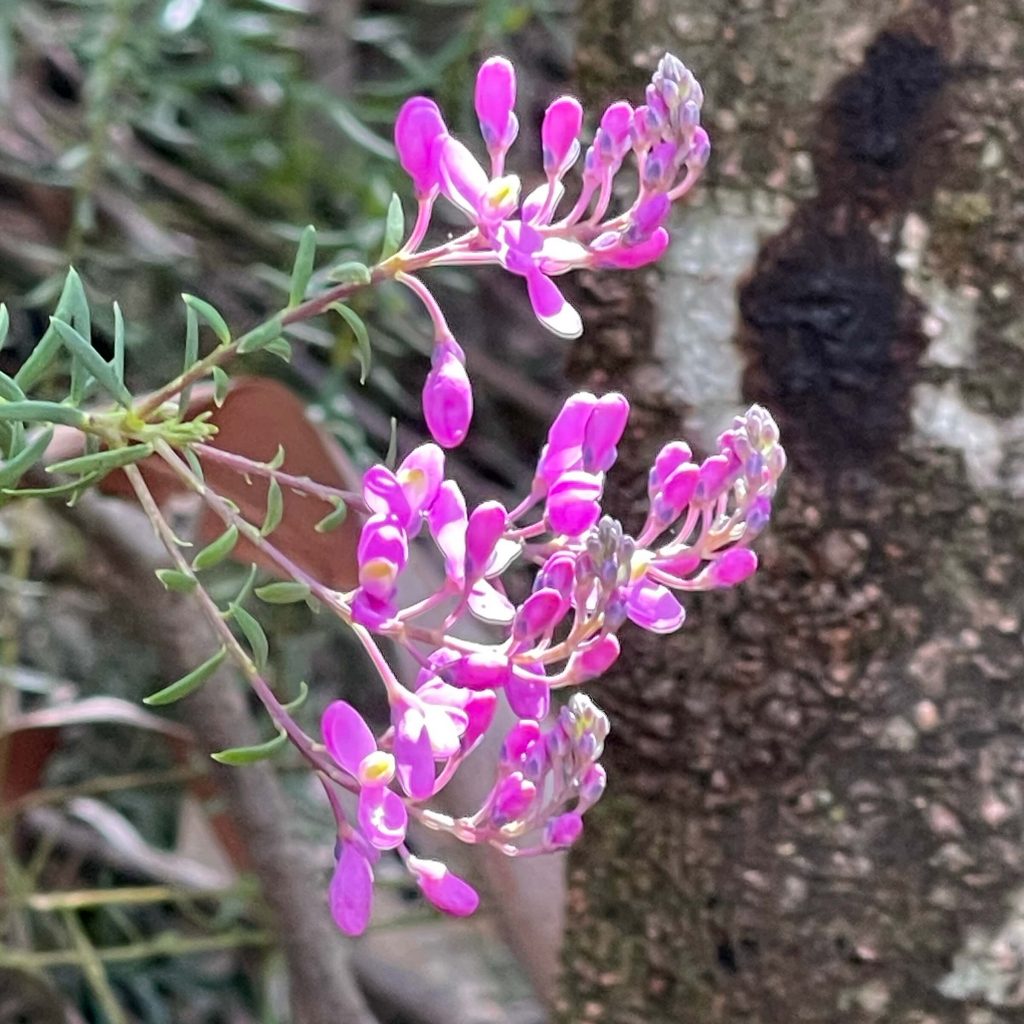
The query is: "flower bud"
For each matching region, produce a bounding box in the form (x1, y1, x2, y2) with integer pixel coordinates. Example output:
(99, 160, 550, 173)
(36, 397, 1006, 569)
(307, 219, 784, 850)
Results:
(406, 856, 479, 916)
(475, 56, 518, 153)
(423, 340, 473, 448)
(542, 96, 583, 177)
(395, 97, 448, 197)
(543, 811, 584, 849)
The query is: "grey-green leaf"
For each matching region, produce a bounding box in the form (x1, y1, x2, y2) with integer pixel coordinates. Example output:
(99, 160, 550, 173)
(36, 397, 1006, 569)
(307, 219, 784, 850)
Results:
(47, 443, 154, 478)
(330, 303, 371, 384)
(326, 261, 372, 286)
(155, 568, 198, 593)
(49, 318, 132, 406)
(236, 314, 285, 355)
(380, 193, 404, 261)
(288, 225, 317, 307)
(191, 524, 239, 571)
(230, 604, 268, 672)
(254, 581, 311, 604)
(182, 294, 231, 345)
(16, 270, 86, 390)
(210, 729, 287, 765)
(260, 477, 283, 537)
(0, 401, 87, 428)
(143, 647, 227, 706)
(0, 428, 54, 489)
(212, 366, 230, 406)
(314, 498, 348, 533)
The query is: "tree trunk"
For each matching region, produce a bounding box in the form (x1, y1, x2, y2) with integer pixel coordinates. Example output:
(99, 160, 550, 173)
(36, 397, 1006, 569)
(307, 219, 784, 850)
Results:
(560, 1, 1024, 1021)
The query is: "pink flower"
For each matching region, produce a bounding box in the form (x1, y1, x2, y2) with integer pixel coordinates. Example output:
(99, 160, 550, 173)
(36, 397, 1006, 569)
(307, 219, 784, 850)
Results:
(535, 392, 630, 492)
(546, 471, 603, 536)
(390, 687, 469, 800)
(363, 443, 444, 536)
(351, 514, 408, 627)
(322, 701, 408, 850)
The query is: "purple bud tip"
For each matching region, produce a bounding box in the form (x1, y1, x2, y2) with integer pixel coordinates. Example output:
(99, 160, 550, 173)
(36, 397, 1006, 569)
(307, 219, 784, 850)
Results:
(423, 342, 473, 449)
(475, 56, 517, 150)
(544, 811, 584, 849)
(709, 547, 758, 588)
(542, 96, 583, 175)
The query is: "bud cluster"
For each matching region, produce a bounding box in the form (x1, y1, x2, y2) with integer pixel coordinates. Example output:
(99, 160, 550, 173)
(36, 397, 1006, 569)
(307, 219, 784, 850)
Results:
(390, 54, 710, 450)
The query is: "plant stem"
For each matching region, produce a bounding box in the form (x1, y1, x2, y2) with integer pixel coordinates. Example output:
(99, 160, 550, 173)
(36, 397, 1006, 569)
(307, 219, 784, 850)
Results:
(192, 443, 365, 510)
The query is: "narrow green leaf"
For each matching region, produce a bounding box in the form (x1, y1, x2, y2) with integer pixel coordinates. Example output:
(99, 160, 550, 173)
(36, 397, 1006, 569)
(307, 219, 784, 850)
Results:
(385, 416, 398, 471)
(234, 564, 258, 606)
(288, 225, 317, 307)
(330, 303, 371, 384)
(237, 314, 285, 355)
(210, 729, 287, 765)
(179, 307, 199, 416)
(47, 443, 154, 478)
(264, 337, 292, 362)
(0, 401, 87, 427)
(314, 498, 348, 533)
(254, 581, 311, 604)
(326, 261, 371, 286)
(155, 568, 198, 593)
(230, 603, 268, 671)
(282, 680, 309, 712)
(211, 366, 229, 406)
(112, 302, 125, 383)
(7, 473, 102, 499)
(267, 445, 285, 470)
(183, 446, 205, 484)
(0, 428, 54, 489)
(0, 370, 25, 403)
(380, 193, 404, 260)
(143, 647, 227, 706)
(260, 478, 283, 537)
(0, 304, 9, 351)
(192, 524, 239, 571)
(64, 272, 92, 404)
(49, 317, 132, 406)
(16, 270, 84, 390)
(182, 294, 231, 345)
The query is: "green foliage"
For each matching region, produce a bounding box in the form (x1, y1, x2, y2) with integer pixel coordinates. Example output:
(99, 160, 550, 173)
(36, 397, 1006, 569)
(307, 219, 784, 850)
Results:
(143, 646, 228, 705)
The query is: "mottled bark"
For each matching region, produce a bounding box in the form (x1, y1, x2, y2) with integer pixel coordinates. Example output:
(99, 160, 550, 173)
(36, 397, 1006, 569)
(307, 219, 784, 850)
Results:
(561, 1, 1024, 1021)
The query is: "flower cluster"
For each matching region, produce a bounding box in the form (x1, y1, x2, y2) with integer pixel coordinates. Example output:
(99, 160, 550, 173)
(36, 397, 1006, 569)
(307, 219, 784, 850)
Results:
(390, 53, 710, 449)
(313, 51, 784, 938)
(322, 396, 785, 934)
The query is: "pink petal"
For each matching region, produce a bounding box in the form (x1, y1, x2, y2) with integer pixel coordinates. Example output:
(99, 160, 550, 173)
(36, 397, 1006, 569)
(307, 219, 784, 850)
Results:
(600, 100, 634, 147)
(506, 665, 550, 720)
(329, 842, 374, 936)
(363, 466, 412, 525)
(394, 706, 436, 799)
(594, 228, 670, 269)
(407, 855, 480, 917)
(467, 578, 516, 625)
(625, 580, 686, 633)
(428, 480, 468, 585)
(513, 588, 566, 644)
(358, 785, 408, 850)
(396, 443, 444, 522)
(322, 701, 377, 776)
(526, 269, 582, 338)
(437, 136, 490, 219)
(465, 501, 507, 577)
(543, 811, 583, 849)
(395, 97, 448, 196)
(491, 772, 537, 824)
(567, 634, 620, 681)
(475, 56, 517, 149)
(653, 441, 693, 483)
(541, 96, 583, 175)
(445, 651, 510, 691)
(708, 547, 758, 587)
(546, 470, 603, 536)
(582, 392, 629, 473)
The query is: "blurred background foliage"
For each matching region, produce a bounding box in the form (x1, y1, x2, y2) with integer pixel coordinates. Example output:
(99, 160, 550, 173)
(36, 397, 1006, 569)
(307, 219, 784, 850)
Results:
(0, 1, 571, 1020)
